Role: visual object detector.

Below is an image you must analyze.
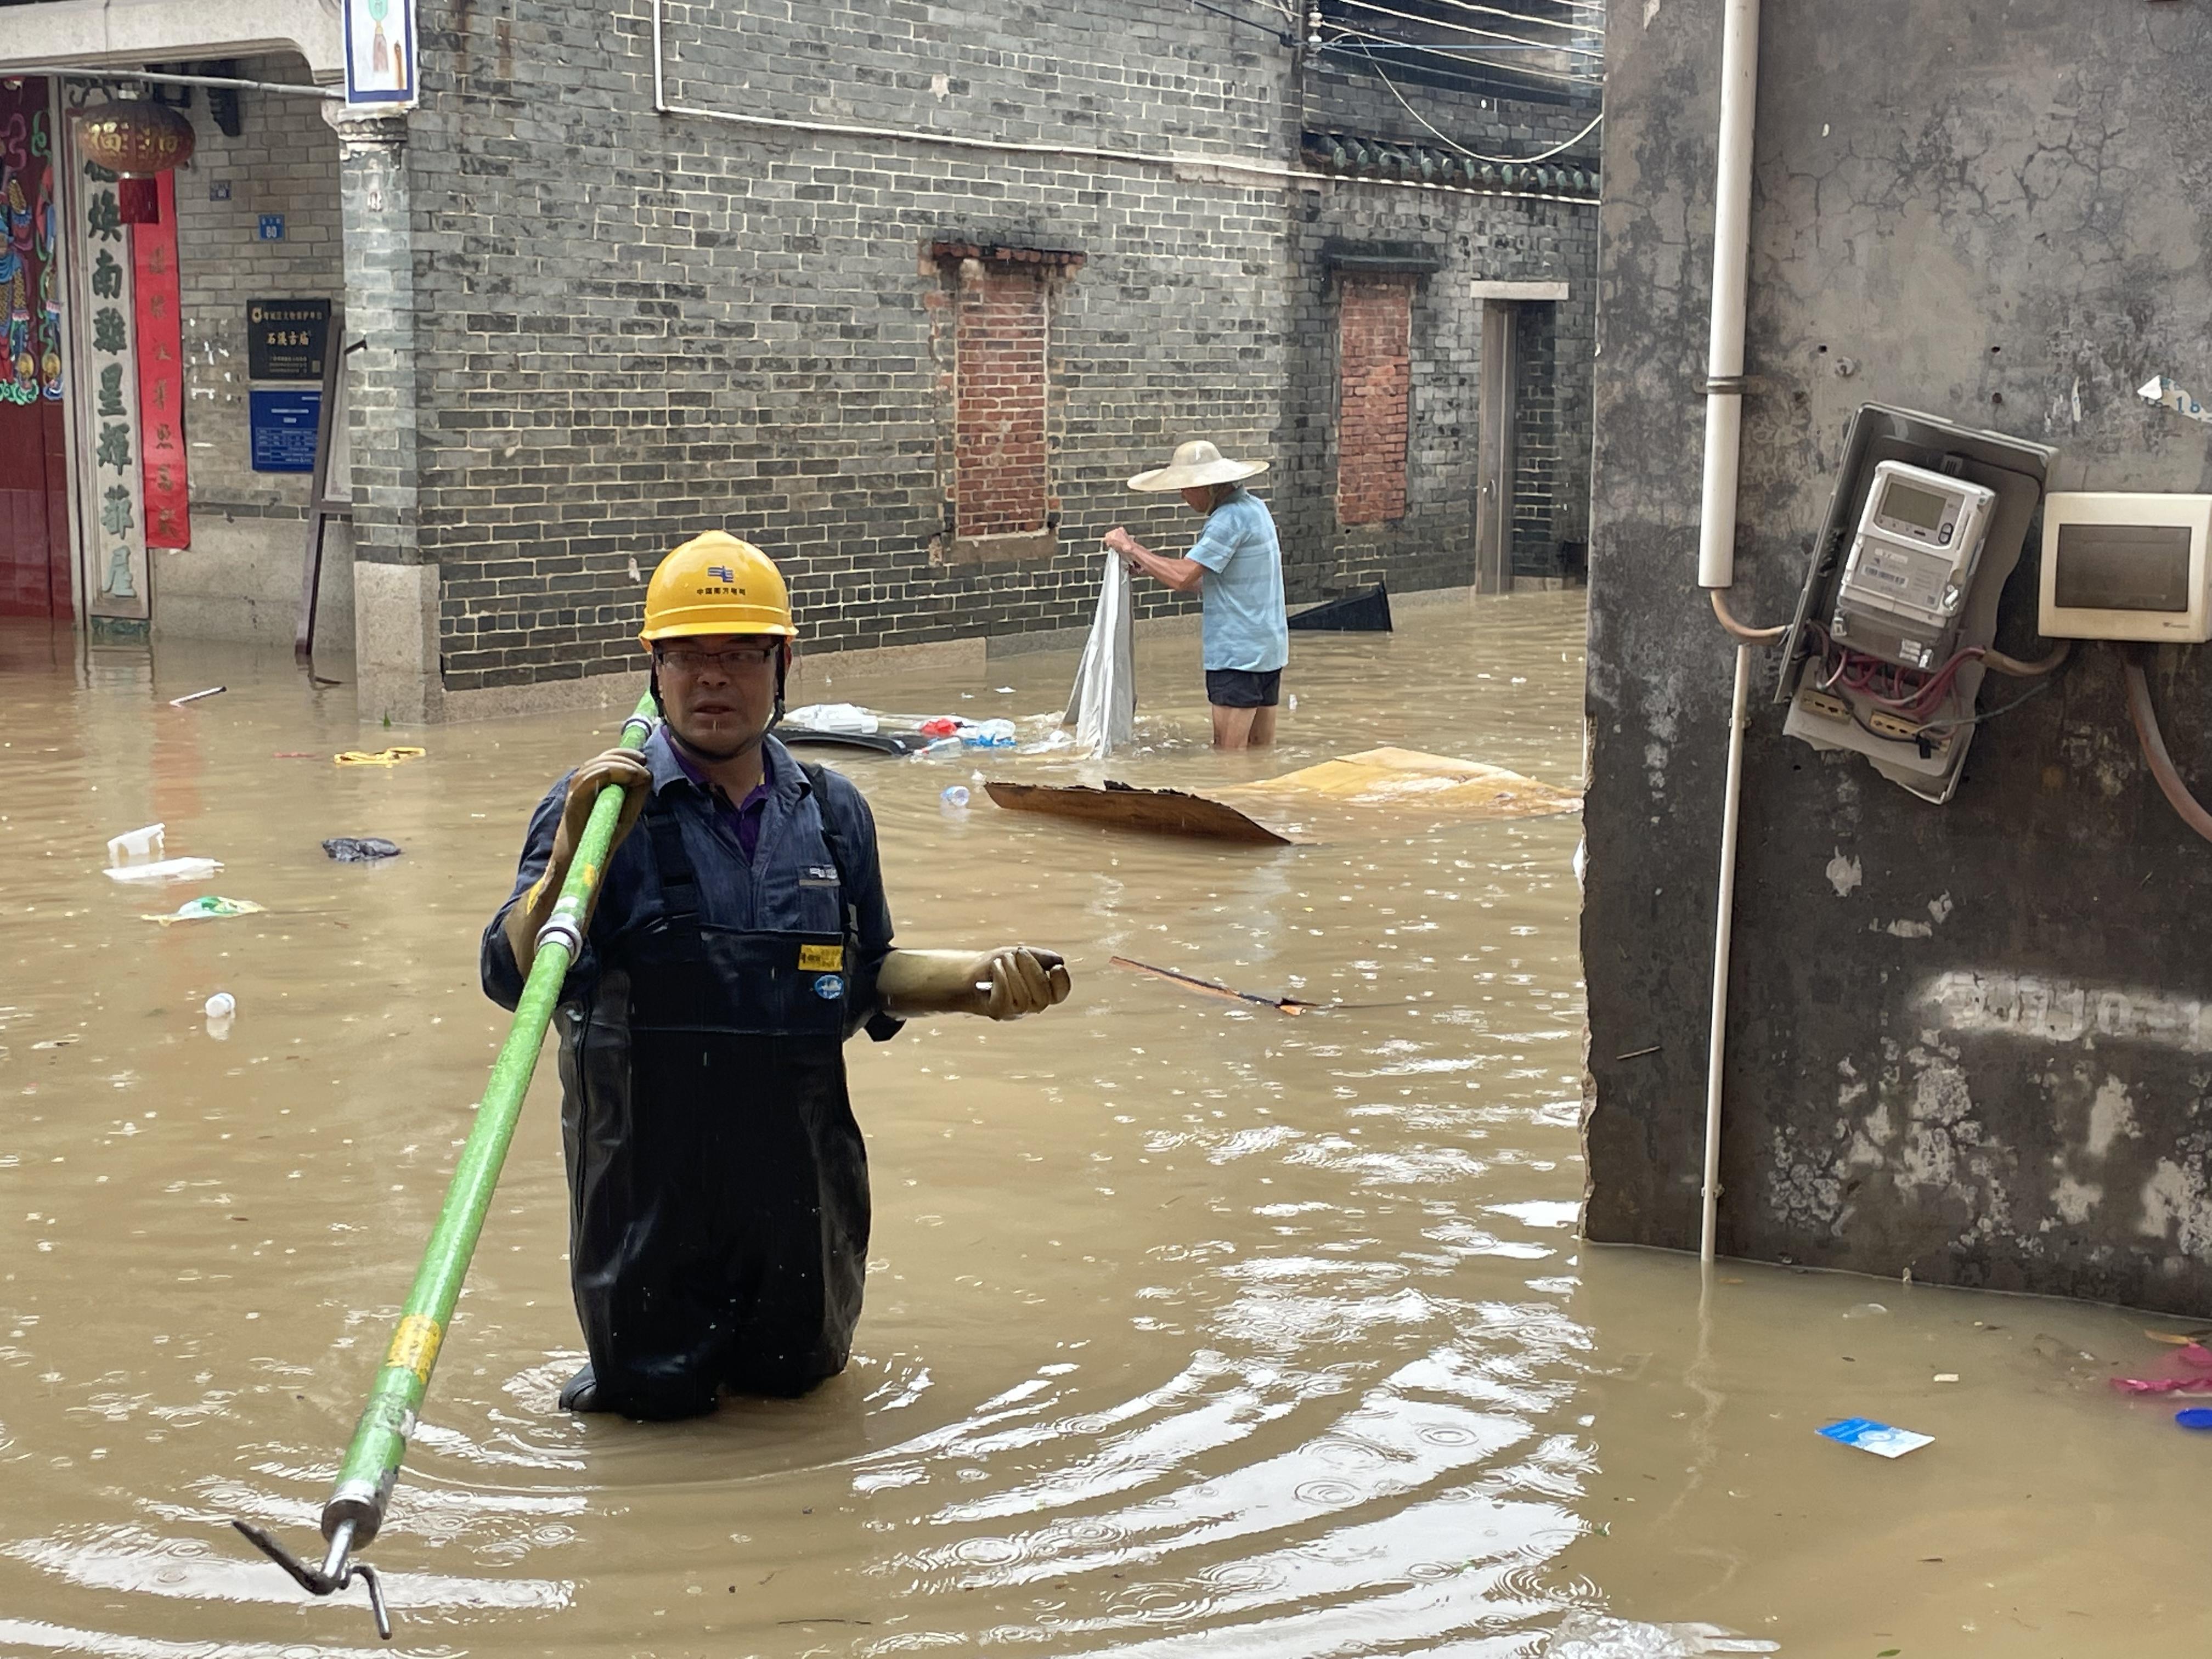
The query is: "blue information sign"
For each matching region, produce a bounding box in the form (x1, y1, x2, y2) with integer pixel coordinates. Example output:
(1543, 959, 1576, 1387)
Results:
(258, 213, 286, 240)
(250, 389, 321, 473)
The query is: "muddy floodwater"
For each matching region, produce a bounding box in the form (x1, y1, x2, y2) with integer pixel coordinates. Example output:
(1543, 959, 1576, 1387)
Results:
(1, 594, 2206, 1657)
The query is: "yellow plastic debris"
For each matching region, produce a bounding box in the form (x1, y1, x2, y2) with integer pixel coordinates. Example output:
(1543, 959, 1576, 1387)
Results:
(334, 747, 428, 768)
(1219, 747, 1581, 821)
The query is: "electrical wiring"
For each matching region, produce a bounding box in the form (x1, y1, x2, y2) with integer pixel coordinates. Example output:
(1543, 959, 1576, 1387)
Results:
(1916, 676, 2055, 735)
(1329, 41, 1607, 161)
(1794, 620, 2072, 724)
(1316, 29, 1601, 89)
(1843, 680, 2053, 748)
(2123, 647, 2212, 844)
(1709, 589, 1788, 644)
(1365, 0, 1601, 36)
(1329, 0, 1604, 64)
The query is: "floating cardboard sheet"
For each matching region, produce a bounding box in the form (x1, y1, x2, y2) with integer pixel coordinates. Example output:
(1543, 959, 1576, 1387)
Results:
(984, 749, 1576, 845)
(983, 780, 1295, 844)
(1219, 747, 1582, 821)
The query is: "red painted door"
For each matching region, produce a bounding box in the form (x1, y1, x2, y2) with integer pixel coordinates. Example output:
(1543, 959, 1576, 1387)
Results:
(0, 79, 72, 620)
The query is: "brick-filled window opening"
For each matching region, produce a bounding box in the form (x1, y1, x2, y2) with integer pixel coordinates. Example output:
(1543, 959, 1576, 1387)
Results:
(1336, 274, 1414, 526)
(927, 242, 1084, 562)
(955, 261, 1048, 537)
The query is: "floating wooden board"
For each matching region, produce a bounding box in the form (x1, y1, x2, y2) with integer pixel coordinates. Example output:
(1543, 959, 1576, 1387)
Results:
(983, 779, 1295, 844)
(1218, 746, 1582, 821)
(1288, 582, 1392, 633)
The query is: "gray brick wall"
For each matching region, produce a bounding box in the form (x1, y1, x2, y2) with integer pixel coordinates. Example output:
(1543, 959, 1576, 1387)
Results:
(171, 55, 343, 517)
(397, 0, 1600, 688)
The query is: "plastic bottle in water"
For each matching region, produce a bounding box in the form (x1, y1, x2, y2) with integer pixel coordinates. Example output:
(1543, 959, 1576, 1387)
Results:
(940, 785, 970, 814)
(204, 992, 235, 1019)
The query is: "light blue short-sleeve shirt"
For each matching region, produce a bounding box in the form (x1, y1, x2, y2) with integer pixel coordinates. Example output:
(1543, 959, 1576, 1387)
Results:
(1186, 488, 1289, 673)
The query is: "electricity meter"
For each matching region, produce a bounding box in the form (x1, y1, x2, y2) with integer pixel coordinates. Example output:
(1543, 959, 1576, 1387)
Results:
(1829, 461, 1998, 669)
(2037, 492, 2212, 642)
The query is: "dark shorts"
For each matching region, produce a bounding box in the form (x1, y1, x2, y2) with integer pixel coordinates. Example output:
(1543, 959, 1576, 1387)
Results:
(1205, 668, 1283, 709)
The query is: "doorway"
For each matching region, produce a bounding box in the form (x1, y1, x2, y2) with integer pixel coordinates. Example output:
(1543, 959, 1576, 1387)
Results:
(1474, 298, 1519, 594)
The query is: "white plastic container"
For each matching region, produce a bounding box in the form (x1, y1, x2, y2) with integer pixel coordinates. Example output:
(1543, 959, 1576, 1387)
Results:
(204, 992, 235, 1019)
(102, 857, 222, 884)
(107, 823, 165, 866)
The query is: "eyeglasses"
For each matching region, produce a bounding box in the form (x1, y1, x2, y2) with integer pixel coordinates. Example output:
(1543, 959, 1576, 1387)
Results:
(657, 644, 782, 675)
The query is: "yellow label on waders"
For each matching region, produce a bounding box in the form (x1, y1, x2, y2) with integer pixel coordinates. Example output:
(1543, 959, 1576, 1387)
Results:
(383, 1314, 444, 1384)
(798, 944, 844, 972)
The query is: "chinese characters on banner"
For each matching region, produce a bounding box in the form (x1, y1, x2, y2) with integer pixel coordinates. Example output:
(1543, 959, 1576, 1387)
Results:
(131, 171, 189, 549)
(67, 116, 147, 621)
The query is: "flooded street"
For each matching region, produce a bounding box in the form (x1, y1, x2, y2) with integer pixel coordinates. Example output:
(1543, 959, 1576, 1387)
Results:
(1, 592, 2205, 1657)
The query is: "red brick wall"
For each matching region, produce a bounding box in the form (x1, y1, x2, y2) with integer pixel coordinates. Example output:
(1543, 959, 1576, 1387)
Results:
(1336, 275, 1413, 526)
(954, 262, 1049, 538)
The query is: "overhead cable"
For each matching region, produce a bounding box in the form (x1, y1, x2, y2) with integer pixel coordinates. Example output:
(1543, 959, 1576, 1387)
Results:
(1317, 20, 1604, 83)
(1347, 48, 1605, 161)
(1385, 0, 1602, 35)
(1318, 25, 1602, 87)
(1330, 0, 1605, 60)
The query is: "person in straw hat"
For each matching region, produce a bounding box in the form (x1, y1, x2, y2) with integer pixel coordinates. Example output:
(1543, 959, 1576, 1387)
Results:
(1105, 439, 1289, 751)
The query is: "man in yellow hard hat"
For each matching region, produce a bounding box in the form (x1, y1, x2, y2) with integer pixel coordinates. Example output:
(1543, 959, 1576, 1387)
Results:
(482, 531, 1072, 1420)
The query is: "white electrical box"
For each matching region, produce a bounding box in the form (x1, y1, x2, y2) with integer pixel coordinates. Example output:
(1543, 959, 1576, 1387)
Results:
(1829, 461, 1998, 669)
(2038, 491, 2212, 642)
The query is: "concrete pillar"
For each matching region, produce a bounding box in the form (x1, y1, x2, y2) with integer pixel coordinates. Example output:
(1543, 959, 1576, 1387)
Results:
(324, 105, 441, 724)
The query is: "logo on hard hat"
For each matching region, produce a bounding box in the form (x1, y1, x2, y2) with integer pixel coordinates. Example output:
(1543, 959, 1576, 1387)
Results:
(706, 565, 736, 583)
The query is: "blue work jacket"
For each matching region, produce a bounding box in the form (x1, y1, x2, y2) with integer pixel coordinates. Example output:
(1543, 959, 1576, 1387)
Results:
(481, 728, 900, 1042)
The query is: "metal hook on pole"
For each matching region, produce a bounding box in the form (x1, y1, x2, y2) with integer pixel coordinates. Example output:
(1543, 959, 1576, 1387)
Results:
(233, 1518, 392, 1640)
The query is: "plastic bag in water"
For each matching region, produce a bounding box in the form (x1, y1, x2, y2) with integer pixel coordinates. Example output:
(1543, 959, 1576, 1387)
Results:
(1541, 1612, 1780, 1657)
(323, 837, 404, 862)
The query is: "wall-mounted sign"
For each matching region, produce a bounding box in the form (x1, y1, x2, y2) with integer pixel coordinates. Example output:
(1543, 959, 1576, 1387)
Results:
(345, 0, 420, 111)
(257, 213, 285, 240)
(67, 116, 148, 623)
(247, 298, 330, 381)
(250, 387, 321, 472)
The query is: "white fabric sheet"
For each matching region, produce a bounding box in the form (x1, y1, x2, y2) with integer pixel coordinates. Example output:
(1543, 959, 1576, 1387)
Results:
(1064, 550, 1136, 758)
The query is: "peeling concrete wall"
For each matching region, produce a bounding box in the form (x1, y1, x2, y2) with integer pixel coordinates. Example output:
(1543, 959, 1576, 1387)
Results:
(1583, 0, 2212, 1313)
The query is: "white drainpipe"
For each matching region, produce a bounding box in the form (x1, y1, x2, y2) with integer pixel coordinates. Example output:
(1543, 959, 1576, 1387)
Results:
(1696, 0, 1762, 1265)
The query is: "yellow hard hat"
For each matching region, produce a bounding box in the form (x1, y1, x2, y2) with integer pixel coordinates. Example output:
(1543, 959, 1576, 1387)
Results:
(638, 532, 795, 644)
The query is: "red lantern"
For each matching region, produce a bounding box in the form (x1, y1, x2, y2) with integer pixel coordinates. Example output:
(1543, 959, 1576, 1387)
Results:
(78, 96, 195, 225)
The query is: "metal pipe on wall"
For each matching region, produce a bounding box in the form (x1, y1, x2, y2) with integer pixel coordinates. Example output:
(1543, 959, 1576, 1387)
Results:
(0, 65, 341, 99)
(1696, 0, 1761, 591)
(1695, 0, 1763, 1266)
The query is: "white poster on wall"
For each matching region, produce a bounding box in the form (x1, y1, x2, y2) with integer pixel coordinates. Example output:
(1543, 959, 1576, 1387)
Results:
(343, 0, 420, 111)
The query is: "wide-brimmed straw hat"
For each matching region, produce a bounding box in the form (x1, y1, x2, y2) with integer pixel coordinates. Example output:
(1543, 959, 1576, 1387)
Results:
(1127, 439, 1271, 493)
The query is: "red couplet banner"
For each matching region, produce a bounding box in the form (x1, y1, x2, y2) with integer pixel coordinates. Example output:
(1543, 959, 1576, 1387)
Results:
(132, 172, 188, 550)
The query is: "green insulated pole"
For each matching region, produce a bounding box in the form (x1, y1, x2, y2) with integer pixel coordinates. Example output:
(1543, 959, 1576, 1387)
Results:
(236, 691, 659, 1639)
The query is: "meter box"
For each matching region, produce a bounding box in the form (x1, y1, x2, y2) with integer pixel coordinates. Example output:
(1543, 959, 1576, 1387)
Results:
(1776, 405, 2053, 806)
(2038, 492, 2212, 642)
(1829, 461, 1997, 669)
